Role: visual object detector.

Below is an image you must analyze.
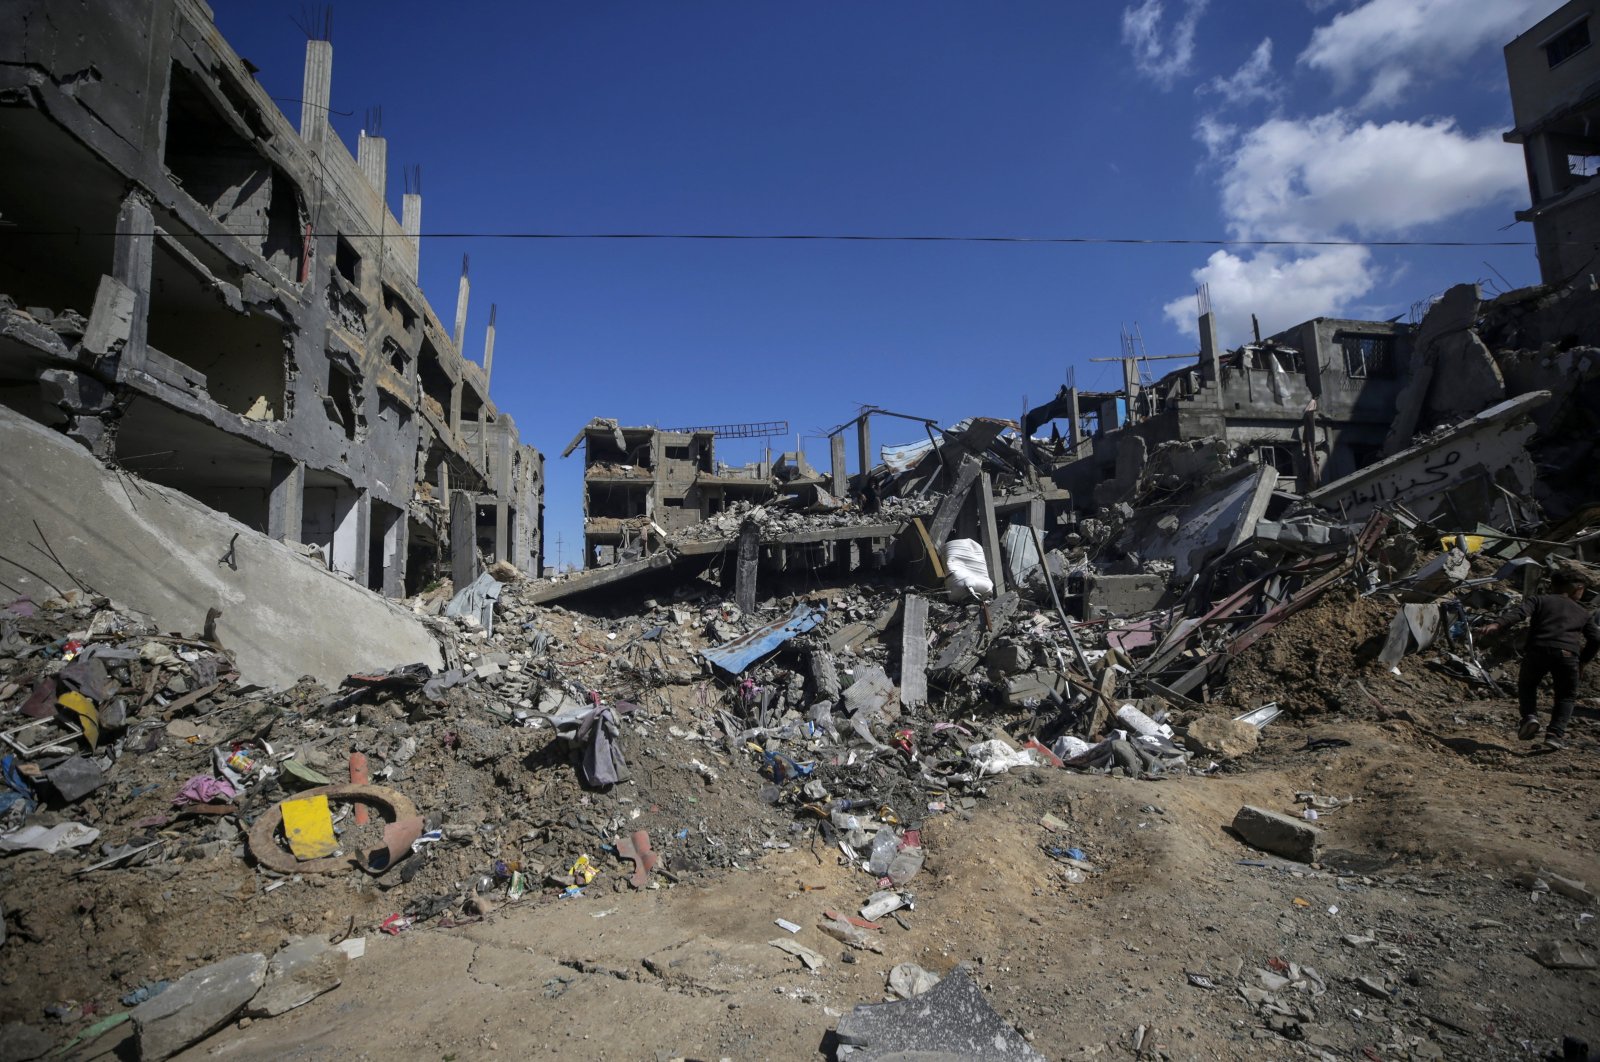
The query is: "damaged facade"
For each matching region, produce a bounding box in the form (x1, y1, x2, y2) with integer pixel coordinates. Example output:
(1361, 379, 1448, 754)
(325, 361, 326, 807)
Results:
(0, 0, 543, 599)
(567, 418, 824, 568)
(1504, 0, 1600, 286)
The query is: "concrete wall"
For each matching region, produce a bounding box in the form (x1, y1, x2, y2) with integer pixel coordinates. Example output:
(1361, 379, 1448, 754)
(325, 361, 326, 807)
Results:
(1505, 1, 1600, 132)
(0, 406, 441, 688)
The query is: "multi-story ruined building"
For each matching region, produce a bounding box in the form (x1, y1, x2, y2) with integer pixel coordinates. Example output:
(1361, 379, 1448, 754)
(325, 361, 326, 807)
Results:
(1034, 309, 1416, 506)
(0, 0, 542, 596)
(564, 419, 820, 568)
(1504, 0, 1600, 287)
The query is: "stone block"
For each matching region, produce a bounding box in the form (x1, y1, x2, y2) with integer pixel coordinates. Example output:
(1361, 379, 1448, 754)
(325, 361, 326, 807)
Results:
(1184, 717, 1261, 760)
(1232, 805, 1320, 863)
(247, 936, 347, 1017)
(133, 952, 267, 1060)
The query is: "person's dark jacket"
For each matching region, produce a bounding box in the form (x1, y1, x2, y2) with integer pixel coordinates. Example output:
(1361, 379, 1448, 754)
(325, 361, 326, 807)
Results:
(1495, 594, 1600, 662)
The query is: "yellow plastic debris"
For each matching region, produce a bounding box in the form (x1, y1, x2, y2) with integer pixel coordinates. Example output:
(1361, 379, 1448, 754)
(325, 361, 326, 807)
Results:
(569, 854, 597, 885)
(57, 691, 99, 750)
(280, 794, 338, 860)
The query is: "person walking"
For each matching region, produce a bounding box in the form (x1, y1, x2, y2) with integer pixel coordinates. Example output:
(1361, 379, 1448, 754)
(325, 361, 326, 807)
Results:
(1482, 574, 1599, 749)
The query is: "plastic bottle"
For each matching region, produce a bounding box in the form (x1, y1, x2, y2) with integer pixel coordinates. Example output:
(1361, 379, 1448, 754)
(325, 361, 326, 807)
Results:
(866, 826, 899, 876)
(887, 846, 924, 885)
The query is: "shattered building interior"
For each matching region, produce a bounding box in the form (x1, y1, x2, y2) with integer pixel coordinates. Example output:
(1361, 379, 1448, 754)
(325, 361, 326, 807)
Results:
(0, 0, 544, 605)
(4, 2, 1600, 1061)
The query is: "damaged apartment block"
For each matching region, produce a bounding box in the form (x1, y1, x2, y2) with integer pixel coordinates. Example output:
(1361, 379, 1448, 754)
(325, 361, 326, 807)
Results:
(0, 0, 543, 605)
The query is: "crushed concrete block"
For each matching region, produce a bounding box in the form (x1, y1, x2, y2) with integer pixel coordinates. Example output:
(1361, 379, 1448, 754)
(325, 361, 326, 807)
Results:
(132, 951, 267, 1061)
(1232, 805, 1320, 863)
(1085, 573, 1169, 619)
(985, 642, 1032, 675)
(247, 936, 347, 1017)
(834, 966, 1043, 1060)
(1184, 717, 1261, 760)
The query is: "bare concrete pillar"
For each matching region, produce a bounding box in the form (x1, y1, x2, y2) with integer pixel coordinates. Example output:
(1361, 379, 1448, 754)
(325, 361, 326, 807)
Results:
(401, 193, 422, 278)
(357, 132, 387, 200)
(352, 490, 372, 588)
(452, 255, 470, 350)
(382, 509, 408, 598)
(855, 416, 871, 488)
(977, 471, 1005, 593)
(1066, 388, 1082, 448)
(450, 491, 479, 590)
(734, 518, 759, 614)
(449, 381, 462, 434)
(830, 433, 847, 498)
(300, 40, 333, 144)
(494, 502, 509, 564)
(111, 191, 153, 369)
(267, 457, 304, 543)
(482, 304, 497, 390)
(1199, 311, 1222, 400)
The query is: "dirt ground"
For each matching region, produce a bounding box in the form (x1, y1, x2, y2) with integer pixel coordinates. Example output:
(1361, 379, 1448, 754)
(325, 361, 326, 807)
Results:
(5, 590, 1600, 1061)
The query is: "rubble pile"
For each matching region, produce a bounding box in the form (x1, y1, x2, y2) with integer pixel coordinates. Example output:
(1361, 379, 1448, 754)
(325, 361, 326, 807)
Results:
(4, 281, 1600, 1058)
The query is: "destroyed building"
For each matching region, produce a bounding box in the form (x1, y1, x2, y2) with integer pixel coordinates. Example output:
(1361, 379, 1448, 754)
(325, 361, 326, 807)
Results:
(565, 418, 822, 568)
(5, 3, 1600, 1060)
(1034, 310, 1418, 506)
(1504, 0, 1600, 286)
(0, 0, 543, 604)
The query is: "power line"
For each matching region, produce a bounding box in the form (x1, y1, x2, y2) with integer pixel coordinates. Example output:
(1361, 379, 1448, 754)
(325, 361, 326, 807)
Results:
(0, 228, 1535, 247)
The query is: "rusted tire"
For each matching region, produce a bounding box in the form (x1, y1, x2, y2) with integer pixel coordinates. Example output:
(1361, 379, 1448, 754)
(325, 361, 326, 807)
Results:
(247, 783, 420, 874)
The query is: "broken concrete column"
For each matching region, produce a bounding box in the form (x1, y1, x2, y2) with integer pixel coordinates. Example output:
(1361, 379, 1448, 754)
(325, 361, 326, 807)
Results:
(1384, 283, 1481, 456)
(402, 193, 423, 276)
(1232, 805, 1320, 863)
(357, 131, 387, 200)
(450, 490, 479, 591)
(132, 952, 267, 1060)
(39, 368, 117, 456)
(110, 190, 153, 369)
(299, 39, 332, 144)
(452, 255, 470, 350)
(267, 457, 304, 544)
(80, 275, 136, 357)
(830, 432, 847, 498)
(855, 415, 871, 491)
(734, 518, 759, 614)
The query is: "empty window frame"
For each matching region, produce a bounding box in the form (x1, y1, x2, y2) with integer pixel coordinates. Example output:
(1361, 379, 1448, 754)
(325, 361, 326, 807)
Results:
(1545, 17, 1591, 67)
(1246, 347, 1306, 373)
(1339, 332, 1397, 379)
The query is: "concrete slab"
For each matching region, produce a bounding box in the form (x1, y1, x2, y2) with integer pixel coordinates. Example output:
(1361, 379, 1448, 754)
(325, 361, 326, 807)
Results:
(833, 966, 1044, 1060)
(132, 952, 267, 1060)
(0, 408, 441, 688)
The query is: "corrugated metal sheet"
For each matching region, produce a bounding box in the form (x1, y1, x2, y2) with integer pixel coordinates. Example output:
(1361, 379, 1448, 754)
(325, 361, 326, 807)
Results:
(701, 602, 826, 674)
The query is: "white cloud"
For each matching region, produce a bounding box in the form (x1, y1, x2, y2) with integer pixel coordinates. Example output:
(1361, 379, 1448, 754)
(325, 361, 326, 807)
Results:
(1163, 246, 1378, 343)
(1165, 111, 1525, 343)
(1122, 0, 1209, 88)
(1214, 112, 1526, 240)
(1299, 0, 1551, 109)
(1199, 38, 1280, 108)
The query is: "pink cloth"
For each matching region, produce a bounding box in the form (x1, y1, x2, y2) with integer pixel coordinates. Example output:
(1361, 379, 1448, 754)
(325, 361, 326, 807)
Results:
(172, 775, 236, 806)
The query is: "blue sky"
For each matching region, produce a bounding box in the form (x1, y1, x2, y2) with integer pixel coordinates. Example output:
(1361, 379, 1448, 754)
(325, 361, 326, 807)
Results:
(212, 0, 1555, 570)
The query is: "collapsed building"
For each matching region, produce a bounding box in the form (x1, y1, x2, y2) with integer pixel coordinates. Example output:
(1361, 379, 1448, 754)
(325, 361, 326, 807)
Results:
(0, 0, 543, 623)
(565, 419, 822, 568)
